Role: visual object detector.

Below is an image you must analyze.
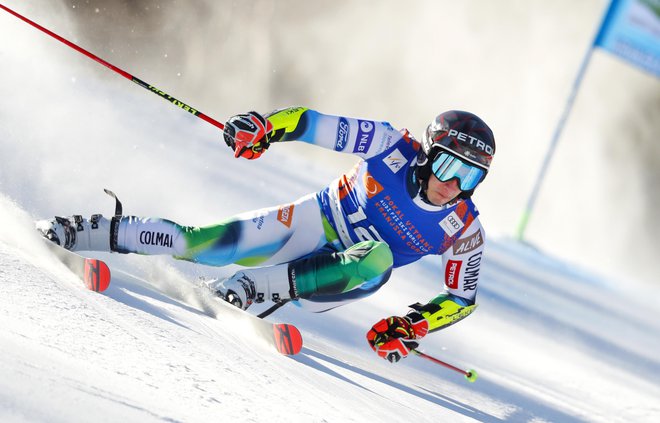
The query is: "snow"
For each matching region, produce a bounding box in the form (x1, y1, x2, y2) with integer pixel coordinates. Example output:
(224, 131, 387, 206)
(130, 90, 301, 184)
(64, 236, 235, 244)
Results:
(2, 198, 660, 423)
(1, 2, 660, 422)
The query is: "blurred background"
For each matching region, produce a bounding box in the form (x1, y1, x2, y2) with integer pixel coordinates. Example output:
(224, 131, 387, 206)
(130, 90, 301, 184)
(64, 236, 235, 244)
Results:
(1, 0, 658, 287)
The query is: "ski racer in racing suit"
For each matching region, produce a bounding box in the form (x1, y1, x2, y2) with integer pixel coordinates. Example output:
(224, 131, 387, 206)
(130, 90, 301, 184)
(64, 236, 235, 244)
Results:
(36, 107, 496, 363)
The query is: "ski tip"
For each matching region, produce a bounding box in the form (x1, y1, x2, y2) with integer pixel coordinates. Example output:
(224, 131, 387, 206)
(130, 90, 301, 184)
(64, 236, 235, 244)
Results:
(272, 323, 303, 355)
(83, 259, 111, 292)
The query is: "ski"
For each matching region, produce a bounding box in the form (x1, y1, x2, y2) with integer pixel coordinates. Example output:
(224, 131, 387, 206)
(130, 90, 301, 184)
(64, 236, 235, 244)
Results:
(42, 239, 111, 292)
(208, 293, 303, 356)
(40, 237, 301, 354)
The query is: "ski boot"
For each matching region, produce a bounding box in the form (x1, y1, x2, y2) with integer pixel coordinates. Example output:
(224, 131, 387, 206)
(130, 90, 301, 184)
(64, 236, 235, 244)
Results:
(206, 265, 293, 310)
(207, 271, 257, 309)
(35, 214, 113, 252)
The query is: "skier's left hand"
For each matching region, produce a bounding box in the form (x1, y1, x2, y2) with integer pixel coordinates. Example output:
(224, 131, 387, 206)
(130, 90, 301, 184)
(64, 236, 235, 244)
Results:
(223, 111, 273, 160)
(366, 312, 429, 363)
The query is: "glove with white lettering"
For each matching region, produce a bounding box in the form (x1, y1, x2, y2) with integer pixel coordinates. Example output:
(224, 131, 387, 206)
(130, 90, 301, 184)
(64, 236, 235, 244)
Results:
(366, 312, 429, 363)
(223, 111, 273, 160)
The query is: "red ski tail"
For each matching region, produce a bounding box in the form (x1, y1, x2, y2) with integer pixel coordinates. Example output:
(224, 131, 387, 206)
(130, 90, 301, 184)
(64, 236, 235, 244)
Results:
(272, 324, 303, 355)
(83, 259, 111, 292)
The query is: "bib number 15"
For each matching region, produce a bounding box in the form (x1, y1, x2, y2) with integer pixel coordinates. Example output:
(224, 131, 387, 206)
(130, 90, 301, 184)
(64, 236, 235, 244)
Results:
(346, 207, 385, 243)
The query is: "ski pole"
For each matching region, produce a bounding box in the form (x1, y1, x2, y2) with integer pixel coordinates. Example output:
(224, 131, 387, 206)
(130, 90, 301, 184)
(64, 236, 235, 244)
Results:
(411, 349, 478, 383)
(0, 3, 224, 130)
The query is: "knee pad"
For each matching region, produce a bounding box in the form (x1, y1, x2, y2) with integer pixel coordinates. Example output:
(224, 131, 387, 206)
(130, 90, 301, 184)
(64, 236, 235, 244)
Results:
(344, 241, 394, 281)
(290, 240, 393, 299)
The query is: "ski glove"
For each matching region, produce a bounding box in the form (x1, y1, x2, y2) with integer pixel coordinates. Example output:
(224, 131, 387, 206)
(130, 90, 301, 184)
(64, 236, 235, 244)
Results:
(366, 312, 429, 363)
(223, 111, 273, 160)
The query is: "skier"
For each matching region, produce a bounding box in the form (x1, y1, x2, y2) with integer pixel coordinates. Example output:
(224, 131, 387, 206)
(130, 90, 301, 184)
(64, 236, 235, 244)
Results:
(36, 107, 495, 363)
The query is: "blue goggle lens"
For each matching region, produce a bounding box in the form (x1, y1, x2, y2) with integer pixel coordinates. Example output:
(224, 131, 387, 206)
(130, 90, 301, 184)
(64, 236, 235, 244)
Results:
(431, 153, 486, 191)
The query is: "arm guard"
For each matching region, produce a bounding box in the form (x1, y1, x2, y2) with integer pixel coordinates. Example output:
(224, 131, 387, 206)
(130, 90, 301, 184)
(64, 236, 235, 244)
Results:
(409, 293, 477, 333)
(265, 107, 311, 143)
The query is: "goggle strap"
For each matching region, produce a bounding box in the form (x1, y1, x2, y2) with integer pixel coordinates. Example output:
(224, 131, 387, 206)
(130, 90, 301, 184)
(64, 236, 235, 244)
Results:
(437, 146, 488, 171)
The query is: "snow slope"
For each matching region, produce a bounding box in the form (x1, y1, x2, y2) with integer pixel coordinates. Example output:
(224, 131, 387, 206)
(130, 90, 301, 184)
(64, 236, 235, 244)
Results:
(1, 2, 660, 422)
(2, 191, 660, 423)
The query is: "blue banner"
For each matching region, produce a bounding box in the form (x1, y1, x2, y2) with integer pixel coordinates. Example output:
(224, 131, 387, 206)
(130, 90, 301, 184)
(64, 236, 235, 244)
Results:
(594, 0, 660, 77)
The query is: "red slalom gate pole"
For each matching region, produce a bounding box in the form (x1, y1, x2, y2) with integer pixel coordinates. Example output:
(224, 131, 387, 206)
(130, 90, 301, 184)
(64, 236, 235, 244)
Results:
(0, 3, 224, 130)
(412, 349, 479, 383)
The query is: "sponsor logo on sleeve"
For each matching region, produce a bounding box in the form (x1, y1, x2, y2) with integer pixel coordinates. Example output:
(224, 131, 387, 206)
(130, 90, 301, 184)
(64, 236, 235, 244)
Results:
(380, 132, 394, 151)
(445, 259, 462, 289)
(139, 231, 173, 248)
(277, 204, 295, 228)
(335, 117, 350, 151)
(452, 229, 483, 255)
(463, 252, 481, 291)
(439, 211, 465, 237)
(353, 120, 375, 153)
(251, 215, 265, 230)
(383, 148, 407, 174)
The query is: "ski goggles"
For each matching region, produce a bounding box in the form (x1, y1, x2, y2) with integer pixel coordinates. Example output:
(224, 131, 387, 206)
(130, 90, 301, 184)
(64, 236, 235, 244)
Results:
(431, 152, 487, 191)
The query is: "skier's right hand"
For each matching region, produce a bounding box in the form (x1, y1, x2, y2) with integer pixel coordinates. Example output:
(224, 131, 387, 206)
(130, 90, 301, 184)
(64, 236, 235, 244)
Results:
(223, 111, 273, 160)
(366, 312, 429, 363)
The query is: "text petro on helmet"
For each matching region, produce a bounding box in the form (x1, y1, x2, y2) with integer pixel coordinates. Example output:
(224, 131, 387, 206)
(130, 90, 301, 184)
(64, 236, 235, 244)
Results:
(416, 110, 495, 199)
